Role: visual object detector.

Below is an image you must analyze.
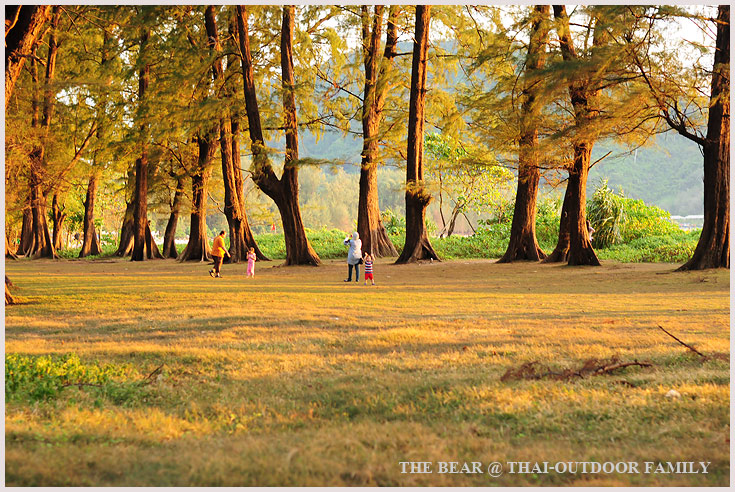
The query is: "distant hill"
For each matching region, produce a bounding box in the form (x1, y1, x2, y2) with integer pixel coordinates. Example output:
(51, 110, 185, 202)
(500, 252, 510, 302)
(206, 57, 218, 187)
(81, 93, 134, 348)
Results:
(589, 132, 704, 216)
(296, 128, 705, 217)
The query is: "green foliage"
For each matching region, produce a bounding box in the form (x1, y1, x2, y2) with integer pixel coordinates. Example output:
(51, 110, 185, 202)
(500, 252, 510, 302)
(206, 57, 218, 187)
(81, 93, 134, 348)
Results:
(587, 179, 627, 248)
(5, 353, 131, 403)
(588, 179, 682, 249)
(619, 196, 681, 242)
(598, 230, 700, 263)
(380, 208, 406, 236)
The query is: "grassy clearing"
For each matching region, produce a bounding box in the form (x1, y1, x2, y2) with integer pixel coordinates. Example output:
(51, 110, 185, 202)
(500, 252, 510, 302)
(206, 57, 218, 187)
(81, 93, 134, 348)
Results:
(4, 257, 729, 486)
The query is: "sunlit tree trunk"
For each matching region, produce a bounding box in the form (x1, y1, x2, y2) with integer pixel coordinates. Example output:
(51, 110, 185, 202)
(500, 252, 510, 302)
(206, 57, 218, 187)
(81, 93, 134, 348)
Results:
(357, 6, 398, 258)
(179, 134, 217, 262)
(678, 5, 729, 270)
(79, 169, 102, 257)
(551, 5, 600, 266)
(499, 5, 550, 263)
(396, 5, 439, 264)
(5, 5, 51, 109)
(236, 5, 320, 266)
(161, 175, 184, 259)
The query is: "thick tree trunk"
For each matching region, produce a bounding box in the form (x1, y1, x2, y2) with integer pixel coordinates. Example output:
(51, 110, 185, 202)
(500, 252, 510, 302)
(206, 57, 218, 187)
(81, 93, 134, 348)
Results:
(5, 276, 14, 305)
(26, 161, 56, 259)
(552, 5, 601, 266)
(16, 202, 32, 255)
(161, 176, 184, 259)
(206, 6, 267, 263)
(115, 200, 135, 257)
(179, 135, 217, 262)
(131, 28, 151, 262)
(396, 5, 438, 264)
(567, 144, 600, 266)
(51, 193, 66, 251)
(357, 6, 398, 258)
(499, 5, 549, 263)
(4, 5, 52, 109)
(21, 8, 59, 260)
(6, 235, 18, 260)
(79, 170, 102, 257)
(232, 117, 268, 261)
(678, 6, 729, 270)
(236, 5, 320, 266)
(543, 181, 572, 263)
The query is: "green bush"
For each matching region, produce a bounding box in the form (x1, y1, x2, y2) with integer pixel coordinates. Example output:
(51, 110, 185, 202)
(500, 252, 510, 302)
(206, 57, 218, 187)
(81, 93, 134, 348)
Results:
(5, 353, 130, 402)
(588, 180, 626, 248)
(597, 230, 700, 263)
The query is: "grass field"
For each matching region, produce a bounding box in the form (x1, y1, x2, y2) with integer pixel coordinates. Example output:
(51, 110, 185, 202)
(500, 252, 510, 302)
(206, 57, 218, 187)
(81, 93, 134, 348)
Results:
(4, 257, 730, 486)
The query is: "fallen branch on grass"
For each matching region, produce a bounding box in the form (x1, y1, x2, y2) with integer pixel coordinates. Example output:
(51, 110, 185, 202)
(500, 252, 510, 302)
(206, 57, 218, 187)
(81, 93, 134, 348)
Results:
(500, 356, 653, 382)
(656, 324, 707, 359)
(141, 363, 165, 385)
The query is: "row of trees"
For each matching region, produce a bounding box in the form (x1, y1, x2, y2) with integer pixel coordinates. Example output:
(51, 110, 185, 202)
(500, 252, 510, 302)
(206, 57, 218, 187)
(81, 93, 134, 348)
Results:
(5, 5, 729, 270)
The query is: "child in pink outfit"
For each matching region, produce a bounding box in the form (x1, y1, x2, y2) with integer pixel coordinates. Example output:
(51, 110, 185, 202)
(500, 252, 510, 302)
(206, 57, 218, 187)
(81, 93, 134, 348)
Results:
(246, 247, 256, 277)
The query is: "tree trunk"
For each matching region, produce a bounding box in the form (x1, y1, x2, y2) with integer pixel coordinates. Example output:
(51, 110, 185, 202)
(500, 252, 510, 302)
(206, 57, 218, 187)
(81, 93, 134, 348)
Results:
(178, 135, 217, 262)
(5, 276, 14, 305)
(26, 159, 56, 259)
(161, 175, 184, 259)
(543, 180, 572, 263)
(16, 202, 32, 256)
(678, 5, 729, 270)
(236, 5, 320, 266)
(131, 28, 151, 262)
(552, 4, 601, 266)
(396, 5, 439, 264)
(115, 200, 135, 257)
(4, 5, 52, 109)
(206, 6, 267, 263)
(79, 169, 102, 257)
(446, 203, 462, 237)
(357, 6, 398, 258)
(6, 235, 18, 260)
(232, 116, 268, 260)
(499, 5, 549, 263)
(567, 143, 600, 266)
(21, 7, 59, 260)
(51, 192, 66, 251)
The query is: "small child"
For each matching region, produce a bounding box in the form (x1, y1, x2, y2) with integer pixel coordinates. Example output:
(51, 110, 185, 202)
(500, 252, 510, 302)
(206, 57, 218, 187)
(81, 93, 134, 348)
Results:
(246, 247, 256, 278)
(363, 252, 375, 286)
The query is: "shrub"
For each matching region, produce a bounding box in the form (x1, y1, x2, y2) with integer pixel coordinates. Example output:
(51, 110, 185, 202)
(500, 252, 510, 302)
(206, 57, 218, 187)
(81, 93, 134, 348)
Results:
(587, 180, 626, 248)
(5, 353, 130, 402)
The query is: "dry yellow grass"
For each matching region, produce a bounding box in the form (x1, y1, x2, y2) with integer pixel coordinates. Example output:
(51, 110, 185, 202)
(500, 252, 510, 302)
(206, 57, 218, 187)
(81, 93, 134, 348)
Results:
(4, 257, 730, 486)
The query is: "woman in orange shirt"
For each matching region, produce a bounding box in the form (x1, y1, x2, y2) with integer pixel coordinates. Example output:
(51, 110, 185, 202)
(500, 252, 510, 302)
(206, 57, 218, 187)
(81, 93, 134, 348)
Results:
(209, 230, 230, 278)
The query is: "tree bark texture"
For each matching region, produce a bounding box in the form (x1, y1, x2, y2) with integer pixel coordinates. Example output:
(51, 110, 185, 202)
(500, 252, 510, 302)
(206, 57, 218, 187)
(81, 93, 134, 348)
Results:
(131, 28, 151, 262)
(4, 5, 51, 109)
(678, 5, 729, 270)
(499, 5, 550, 263)
(16, 201, 32, 255)
(206, 6, 267, 263)
(21, 8, 59, 259)
(161, 176, 184, 259)
(236, 5, 320, 266)
(115, 198, 135, 257)
(357, 6, 398, 258)
(543, 181, 572, 263)
(51, 192, 65, 251)
(551, 5, 600, 266)
(396, 5, 439, 264)
(178, 134, 217, 262)
(79, 170, 102, 257)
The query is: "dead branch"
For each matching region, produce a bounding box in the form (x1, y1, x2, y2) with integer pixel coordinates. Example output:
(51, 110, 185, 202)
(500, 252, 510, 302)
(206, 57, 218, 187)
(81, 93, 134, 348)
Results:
(141, 363, 164, 384)
(501, 356, 653, 382)
(656, 324, 707, 359)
